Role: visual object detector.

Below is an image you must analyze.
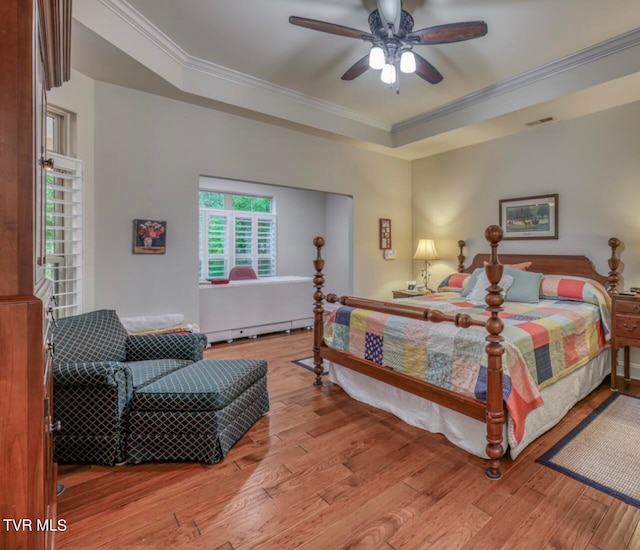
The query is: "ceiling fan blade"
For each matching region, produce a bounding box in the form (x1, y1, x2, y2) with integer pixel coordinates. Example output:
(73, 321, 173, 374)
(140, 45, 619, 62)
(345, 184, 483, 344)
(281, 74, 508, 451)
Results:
(413, 53, 443, 84)
(289, 16, 373, 41)
(408, 21, 488, 45)
(341, 55, 370, 81)
(376, 0, 402, 33)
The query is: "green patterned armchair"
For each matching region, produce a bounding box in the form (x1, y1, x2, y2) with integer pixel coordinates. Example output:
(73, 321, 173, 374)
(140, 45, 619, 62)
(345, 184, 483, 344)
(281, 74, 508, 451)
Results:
(52, 309, 207, 465)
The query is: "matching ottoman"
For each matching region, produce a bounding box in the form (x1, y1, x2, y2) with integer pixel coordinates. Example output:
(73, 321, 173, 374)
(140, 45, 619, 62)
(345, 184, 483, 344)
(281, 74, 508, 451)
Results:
(126, 359, 269, 464)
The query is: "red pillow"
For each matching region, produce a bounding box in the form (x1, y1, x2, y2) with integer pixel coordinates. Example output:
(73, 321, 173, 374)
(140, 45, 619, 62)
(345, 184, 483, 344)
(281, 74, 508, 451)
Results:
(207, 278, 229, 285)
(437, 272, 470, 292)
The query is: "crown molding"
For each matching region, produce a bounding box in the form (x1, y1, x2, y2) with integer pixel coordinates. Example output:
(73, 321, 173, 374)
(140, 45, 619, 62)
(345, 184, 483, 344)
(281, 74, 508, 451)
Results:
(181, 55, 392, 130)
(392, 27, 640, 133)
(98, 0, 390, 131)
(89, 0, 640, 148)
(98, 0, 187, 65)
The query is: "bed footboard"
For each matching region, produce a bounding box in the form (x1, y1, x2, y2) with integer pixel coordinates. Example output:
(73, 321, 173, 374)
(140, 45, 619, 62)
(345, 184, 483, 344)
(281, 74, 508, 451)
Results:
(312, 236, 327, 387)
(483, 225, 507, 479)
(312, 225, 507, 479)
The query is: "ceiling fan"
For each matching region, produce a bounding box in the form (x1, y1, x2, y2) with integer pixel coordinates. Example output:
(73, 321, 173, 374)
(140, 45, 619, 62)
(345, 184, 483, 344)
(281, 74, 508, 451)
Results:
(289, 0, 488, 91)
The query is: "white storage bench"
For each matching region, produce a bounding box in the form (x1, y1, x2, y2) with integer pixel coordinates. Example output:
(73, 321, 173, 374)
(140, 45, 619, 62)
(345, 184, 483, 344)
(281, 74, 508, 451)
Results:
(199, 276, 314, 344)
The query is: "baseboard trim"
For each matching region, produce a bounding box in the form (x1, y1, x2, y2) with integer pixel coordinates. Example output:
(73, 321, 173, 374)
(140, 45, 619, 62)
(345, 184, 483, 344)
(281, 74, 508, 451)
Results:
(615, 360, 640, 381)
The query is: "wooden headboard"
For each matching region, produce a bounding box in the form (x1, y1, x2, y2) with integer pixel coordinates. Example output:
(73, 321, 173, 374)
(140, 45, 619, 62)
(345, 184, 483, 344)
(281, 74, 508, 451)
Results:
(455, 238, 621, 291)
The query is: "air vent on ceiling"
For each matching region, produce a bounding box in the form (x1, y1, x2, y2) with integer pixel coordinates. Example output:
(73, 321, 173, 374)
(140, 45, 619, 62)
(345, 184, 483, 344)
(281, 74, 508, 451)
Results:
(525, 116, 556, 127)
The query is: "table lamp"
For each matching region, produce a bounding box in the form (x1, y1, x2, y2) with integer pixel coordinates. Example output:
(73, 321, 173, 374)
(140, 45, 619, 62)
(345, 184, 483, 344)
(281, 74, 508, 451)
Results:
(413, 239, 439, 292)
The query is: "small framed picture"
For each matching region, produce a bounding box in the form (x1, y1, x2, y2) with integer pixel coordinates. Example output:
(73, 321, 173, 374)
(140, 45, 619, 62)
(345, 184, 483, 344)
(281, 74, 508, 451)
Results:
(379, 218, 392, 250)
(499, 194, 558, 240)
(133, 219, 167, 254)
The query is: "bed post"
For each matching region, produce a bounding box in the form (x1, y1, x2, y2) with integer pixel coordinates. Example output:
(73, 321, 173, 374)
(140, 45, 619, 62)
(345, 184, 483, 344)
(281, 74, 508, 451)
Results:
(312, 237, 326, 386)
(457, 240, 466, 273)
(607, 237, 621, 294)
(484, 225, 506, 480)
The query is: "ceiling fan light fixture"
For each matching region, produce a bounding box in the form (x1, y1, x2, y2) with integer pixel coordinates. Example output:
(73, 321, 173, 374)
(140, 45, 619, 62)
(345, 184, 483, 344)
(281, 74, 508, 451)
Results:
(369, 46, 386, 70)
(380, 63, 396, 84)
(400, 51, 416, 74)
(289, 4, 488, 89)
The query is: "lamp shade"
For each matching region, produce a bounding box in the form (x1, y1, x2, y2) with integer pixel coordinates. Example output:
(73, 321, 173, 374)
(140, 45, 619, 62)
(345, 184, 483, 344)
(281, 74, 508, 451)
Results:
(369, 46, 385, 70)
(400, 51, 416, 74)
(413, 239, 439, 260)
(380, 63, 397, 84)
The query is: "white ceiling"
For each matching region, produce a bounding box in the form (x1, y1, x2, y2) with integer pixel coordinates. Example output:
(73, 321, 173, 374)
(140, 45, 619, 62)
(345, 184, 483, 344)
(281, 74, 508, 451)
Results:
(71, 0, 640, 159)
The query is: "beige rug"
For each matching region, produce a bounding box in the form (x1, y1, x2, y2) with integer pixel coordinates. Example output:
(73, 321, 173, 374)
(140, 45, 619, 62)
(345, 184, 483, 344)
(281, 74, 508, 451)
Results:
(537, 393, 640, 507)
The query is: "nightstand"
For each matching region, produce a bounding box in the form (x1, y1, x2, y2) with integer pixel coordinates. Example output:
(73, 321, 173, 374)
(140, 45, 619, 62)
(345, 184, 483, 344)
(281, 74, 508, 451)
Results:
(392, 289, 429, 299)
(610, 293, 640, 390)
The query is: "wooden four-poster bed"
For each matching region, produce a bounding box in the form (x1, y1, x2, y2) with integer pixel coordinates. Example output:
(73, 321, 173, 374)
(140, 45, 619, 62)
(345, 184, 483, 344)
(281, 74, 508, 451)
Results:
(310, 225, 621, 479)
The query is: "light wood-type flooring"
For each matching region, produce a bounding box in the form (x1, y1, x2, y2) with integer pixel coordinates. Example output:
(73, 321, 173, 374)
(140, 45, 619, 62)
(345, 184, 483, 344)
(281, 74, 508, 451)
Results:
(57, 330, 640, 549)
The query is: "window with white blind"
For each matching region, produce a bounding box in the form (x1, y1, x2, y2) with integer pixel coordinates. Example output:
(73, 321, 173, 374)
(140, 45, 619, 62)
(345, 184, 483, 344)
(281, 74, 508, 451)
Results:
(199, 191, 276, 280)
(45, 152, 83, 317)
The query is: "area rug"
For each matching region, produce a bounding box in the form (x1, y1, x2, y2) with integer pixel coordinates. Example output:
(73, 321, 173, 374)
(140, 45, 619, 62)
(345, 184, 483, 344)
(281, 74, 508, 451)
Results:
(536, 393, 640, 507)
(292, 356, 328, 375)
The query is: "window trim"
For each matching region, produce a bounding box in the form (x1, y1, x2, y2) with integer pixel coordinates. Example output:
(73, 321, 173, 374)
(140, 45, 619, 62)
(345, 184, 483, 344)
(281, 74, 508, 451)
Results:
(46, 105, 70, 156)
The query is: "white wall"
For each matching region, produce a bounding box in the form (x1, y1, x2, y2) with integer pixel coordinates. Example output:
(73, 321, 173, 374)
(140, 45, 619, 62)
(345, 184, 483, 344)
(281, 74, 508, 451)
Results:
(46, 72, 640, 321)
(85, 80, 411, 320)
(412, 101, 640, 287)
(47, 72, 640, 370)
(412, 100, 640, 365)
(324, 194, 354, 297)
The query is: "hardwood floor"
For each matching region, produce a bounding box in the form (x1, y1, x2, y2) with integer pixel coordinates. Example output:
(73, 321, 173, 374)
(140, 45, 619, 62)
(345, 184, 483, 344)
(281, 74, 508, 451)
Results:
(57, 331, 640, 549)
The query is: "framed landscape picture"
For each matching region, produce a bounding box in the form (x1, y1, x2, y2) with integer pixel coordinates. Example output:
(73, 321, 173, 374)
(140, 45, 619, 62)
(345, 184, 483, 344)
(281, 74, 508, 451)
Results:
(499, 194, 558, 240)
(133, 219, 167, 254)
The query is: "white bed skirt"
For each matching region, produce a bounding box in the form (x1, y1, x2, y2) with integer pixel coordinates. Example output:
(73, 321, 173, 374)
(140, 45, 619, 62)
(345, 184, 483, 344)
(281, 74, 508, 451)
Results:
(327, 348, 609, 460)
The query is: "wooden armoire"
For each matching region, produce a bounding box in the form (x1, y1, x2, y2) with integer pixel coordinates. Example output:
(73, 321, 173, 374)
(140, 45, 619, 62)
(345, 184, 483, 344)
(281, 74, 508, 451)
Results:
(0, 1, 71, 548)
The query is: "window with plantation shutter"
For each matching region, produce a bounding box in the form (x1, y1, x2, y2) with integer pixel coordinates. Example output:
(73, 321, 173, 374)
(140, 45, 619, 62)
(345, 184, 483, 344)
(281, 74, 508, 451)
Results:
(199, 191, 276, 280)
(200, 212, 229, 278)
(234, 216, 253, 266)
(45, 152, 83, 317)
(257, 217, 275, 277)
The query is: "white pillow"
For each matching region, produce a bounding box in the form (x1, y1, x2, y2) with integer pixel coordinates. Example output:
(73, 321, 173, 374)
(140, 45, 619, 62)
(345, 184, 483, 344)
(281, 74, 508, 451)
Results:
(465, 272, 514, 305)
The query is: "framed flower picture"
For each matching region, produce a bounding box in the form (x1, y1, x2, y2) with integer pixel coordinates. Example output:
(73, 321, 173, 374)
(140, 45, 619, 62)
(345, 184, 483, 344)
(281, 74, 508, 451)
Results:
(133, 219, 167, 254)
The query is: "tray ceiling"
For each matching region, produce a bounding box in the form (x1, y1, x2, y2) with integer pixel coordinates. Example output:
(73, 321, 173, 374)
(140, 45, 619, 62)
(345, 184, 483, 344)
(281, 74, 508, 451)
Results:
(72, 0, 640, 158)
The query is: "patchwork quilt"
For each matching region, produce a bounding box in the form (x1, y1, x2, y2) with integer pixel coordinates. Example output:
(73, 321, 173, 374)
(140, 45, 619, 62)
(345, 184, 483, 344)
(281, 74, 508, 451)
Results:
(324, 280, 610, 445)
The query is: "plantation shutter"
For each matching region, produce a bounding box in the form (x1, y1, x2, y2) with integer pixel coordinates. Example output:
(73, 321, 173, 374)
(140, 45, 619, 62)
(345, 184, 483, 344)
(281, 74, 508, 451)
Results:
(202, 213, 229, 278)
(257, 217, 276, 277)
(234, 216, 253, 267)
(45, 152, 83, 317)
